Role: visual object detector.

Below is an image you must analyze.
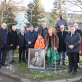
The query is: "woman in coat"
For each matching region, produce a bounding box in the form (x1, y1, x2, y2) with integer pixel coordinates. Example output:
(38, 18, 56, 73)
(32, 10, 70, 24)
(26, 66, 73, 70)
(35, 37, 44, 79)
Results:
(45, 28, 59, 68)
(8, 26, 17, 64)
(34, 33, 45, 49)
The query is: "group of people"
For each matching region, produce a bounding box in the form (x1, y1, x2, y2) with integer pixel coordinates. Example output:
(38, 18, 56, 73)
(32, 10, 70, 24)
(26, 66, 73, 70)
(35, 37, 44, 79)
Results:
(0, 14, 82, 76)
(0, 23, 48, 65)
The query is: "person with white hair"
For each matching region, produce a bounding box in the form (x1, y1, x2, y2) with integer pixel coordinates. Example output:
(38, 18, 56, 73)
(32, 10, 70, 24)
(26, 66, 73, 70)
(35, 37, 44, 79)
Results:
(65, 26, 80, 75)
(0, 23, 8, 68)
(74, 23, 82, 67)
(57, 25, 68, 65)
(74, 23, 82, 36)
(17, 29, 26, 63)
(39, 22, 48, 39)
(8, 26, 17, 64)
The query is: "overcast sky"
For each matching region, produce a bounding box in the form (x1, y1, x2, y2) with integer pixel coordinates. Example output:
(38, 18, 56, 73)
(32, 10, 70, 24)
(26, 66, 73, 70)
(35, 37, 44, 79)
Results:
(22, 0, 82, 13)
(1, 0, 82, 13)
(21, 0, 54, 12)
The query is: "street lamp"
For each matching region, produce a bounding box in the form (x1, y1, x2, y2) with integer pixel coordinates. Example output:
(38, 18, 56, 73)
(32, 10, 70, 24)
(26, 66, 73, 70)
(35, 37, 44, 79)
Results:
(28, 3, 34, 25)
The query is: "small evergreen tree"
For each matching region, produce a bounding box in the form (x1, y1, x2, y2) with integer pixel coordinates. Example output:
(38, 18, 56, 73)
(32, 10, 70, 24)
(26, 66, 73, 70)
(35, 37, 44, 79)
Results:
(25, 0, 45, 29)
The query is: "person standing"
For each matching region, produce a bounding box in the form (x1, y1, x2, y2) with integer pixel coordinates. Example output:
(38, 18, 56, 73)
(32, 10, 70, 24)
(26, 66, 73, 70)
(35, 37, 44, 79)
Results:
(74, 23, 82, 67)
(39, 23, 48, 39)
(17, 29, 26, 63)
(0, 23, 8, 68)
(45, 28, 59, 68)
(55, 14, 68, 31)
(74, 23, 82, 37)
(57, 25, 68, 65)
(65, 27, 80, 75)
(25, 25, 37, 60)
(8, 26, 17, 64)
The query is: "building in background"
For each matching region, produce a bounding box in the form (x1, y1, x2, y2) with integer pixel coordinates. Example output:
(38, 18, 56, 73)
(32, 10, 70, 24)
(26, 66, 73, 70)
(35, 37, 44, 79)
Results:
(13, 6, 82, 31)
(67, 13, 82, 29)
(14, 6, 28, 31)
(14, 7, 51, 31)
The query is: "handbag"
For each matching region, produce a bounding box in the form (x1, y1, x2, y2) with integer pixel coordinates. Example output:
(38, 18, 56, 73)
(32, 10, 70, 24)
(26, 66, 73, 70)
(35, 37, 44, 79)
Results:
(53, 50, 61, 60)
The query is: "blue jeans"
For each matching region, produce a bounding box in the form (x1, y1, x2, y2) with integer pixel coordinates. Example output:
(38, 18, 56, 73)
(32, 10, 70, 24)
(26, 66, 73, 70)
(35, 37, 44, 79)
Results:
(0, 45, 7, 65)
(59, 52, 66, 63)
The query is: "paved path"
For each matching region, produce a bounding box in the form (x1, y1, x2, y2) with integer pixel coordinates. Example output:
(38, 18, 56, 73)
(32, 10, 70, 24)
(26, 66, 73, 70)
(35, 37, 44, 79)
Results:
(0, 62, 82, 82)
(0, 74, 20, 82)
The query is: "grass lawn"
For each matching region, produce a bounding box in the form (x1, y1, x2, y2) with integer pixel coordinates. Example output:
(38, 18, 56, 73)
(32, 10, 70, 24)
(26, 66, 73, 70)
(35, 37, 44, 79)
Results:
(6, 51, 82, 81)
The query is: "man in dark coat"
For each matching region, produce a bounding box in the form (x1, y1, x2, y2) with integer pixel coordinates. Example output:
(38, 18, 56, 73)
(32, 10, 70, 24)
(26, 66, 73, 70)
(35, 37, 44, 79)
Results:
(8, 26, 17, 64)
(74, 23, 82, 67)
(0, 23, 8, 68)
(17, 29, 26, 63)
(57, 25, 68, 65)
(39, 23, 48, 39)
(65, 27, 80, 75)
(25, 25, 37, 60)
(55, 14, 68, 31)
(74, 23, 82, 37)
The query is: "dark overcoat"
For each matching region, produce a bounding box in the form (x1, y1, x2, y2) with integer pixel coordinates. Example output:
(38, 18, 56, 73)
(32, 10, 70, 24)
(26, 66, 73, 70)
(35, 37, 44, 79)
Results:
(8, 30, 17, 50)
(39, 27, 48, 39)
(57, 31, 68, 52)
(65, 32, 80, 53)
(25, 30, 37, 48)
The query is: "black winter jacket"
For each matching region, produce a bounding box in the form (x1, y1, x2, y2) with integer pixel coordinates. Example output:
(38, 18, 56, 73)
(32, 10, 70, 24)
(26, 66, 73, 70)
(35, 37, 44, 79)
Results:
(75, 29, 82, 37)
(17, 33, 26, 47)
(0, 28, 7, 48)
(65, 32, 80, 53)
(57, 31, 68, 52)
(39, 27, 48, 39)
(8, 30, 17, 50)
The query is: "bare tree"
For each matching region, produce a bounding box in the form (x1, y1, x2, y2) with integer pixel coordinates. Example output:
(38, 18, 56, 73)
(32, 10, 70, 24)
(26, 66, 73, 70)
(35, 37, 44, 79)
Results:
(66, 0, 82, 12)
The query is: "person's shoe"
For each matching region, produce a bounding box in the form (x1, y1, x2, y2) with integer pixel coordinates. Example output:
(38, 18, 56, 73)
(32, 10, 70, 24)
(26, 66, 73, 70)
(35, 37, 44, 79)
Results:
(58, 62, 60, 65)
(19, 61, 21, 63)
(51, 65, 54, 69)
(73, 72, 77, 75)
(68, 70, 72, 73)
(9, 62, 14, 64)
(62, 62, 66, 65)
(22, 60, 26, 63)
(47, 65, 50, 69)
(12, 60, 16, 63)
(2, 64, 8, 66)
